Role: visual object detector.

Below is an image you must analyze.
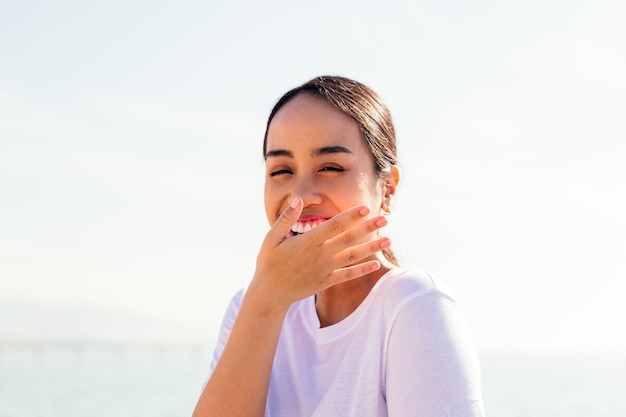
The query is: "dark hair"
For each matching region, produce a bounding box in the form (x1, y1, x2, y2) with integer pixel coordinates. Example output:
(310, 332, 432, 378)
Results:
(263, 75, 399, 266)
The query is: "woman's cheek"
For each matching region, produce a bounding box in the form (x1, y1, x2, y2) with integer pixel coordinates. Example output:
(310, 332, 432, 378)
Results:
(264, 187, 288, 223)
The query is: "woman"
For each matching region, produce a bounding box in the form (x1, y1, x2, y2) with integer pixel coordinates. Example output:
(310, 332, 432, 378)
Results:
(193, 76, 485, 417)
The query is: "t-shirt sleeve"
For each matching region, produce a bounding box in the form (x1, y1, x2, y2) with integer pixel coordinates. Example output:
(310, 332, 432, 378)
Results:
(385, 290, 485, 417)
(207, 288, 245, 378)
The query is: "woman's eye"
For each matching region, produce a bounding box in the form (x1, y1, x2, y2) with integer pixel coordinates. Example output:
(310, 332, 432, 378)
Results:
(269, 169, 293, 177)
(319, 166, 344, 173)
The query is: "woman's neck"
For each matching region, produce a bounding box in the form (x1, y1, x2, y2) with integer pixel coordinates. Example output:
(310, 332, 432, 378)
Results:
(315, 263, 394, 328)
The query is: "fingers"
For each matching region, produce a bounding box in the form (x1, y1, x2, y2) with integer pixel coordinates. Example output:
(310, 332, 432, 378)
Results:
(267, 197, 303, 243)
(335, 236, 391, 268)
(255, 201, 392, 304)
(326, 260, 382, 287)
(311, 205, 374, 243)
(324, 213, 388, 251)
(303, 206, 389, 272)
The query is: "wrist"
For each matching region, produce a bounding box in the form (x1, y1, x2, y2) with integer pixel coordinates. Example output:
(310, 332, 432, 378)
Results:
(244, 274, 292, 319)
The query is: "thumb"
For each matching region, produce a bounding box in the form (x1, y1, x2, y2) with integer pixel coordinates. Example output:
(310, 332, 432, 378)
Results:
(268, 197, 302, 242)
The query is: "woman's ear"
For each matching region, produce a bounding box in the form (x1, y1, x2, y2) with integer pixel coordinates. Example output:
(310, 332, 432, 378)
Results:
(381, 166, 400, 214)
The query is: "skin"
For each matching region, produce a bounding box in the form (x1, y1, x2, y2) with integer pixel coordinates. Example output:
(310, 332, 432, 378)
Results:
(263, 94, 399, 326)
(192, 94, 400, 417)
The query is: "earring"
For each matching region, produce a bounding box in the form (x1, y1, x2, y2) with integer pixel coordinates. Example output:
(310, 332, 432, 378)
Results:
(381, 193, 393, 216)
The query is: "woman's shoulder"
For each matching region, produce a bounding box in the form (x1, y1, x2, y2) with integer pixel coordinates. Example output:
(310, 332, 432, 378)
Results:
(373, 266, 456, 314)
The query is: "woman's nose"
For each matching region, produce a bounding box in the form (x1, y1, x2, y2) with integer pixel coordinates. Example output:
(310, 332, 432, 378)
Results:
(291, 175, 323, 206)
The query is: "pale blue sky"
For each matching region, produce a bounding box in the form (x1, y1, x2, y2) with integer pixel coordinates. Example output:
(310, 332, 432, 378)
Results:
(1, 0, 625, 352)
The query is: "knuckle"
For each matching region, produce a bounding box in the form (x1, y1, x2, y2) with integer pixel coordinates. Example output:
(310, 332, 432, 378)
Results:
(276, 217, 291, 229)
(277, 211, 292, 226)
(328, 219, 343, 234)
(342, 232, 356, 246)
(344, 268, 354, 281)
(347, 250, 357, 264)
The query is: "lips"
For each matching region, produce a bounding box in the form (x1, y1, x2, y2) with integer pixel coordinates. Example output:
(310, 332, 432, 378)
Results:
(291, 219, 327, 235)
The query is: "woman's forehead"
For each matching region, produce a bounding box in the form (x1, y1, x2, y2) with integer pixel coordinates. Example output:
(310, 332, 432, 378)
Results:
(266, 95, 365, 153)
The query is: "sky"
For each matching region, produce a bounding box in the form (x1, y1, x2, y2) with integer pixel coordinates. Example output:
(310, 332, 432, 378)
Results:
(1, 0, 625, 353)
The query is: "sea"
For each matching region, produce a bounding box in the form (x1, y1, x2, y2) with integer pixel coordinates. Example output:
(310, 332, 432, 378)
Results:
(1, 347, 625, 417)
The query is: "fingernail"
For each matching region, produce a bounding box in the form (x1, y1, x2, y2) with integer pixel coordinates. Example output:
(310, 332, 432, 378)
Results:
(359, 206, 370, 216)
(379, 238, 391, 249)
(369, 262, 381, 272)
(375, 217, 387, 227)
(290, 197, 301, 209)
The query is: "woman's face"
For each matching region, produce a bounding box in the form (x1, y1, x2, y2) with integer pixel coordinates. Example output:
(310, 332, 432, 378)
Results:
(264, 94, 388, 239)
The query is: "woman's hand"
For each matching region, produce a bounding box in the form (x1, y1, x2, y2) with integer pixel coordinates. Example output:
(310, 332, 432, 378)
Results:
(249, 196, 391, 313)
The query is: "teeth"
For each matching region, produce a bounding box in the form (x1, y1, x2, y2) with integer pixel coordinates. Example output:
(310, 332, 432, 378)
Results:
(291, 220, 325, 234)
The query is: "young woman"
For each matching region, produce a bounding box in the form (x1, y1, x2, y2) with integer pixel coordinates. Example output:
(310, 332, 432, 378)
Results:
(192, 76, 485, 417)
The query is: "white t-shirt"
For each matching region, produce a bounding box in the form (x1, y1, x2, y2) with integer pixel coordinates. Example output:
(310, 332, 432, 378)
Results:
(208, 267, 485, 417)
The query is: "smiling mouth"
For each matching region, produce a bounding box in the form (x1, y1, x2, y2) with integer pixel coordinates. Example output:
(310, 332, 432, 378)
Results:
(291, 219, 327, 235)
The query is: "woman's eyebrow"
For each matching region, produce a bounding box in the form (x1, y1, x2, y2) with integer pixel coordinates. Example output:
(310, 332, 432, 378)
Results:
(264, 149, 293, 160)
(265, 146, 352, 160)
(312, 146, 353, 157)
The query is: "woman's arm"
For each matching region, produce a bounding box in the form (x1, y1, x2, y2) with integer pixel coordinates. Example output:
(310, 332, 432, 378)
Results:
(192, 197, 390, 417)
(192, 289, 288, 417)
